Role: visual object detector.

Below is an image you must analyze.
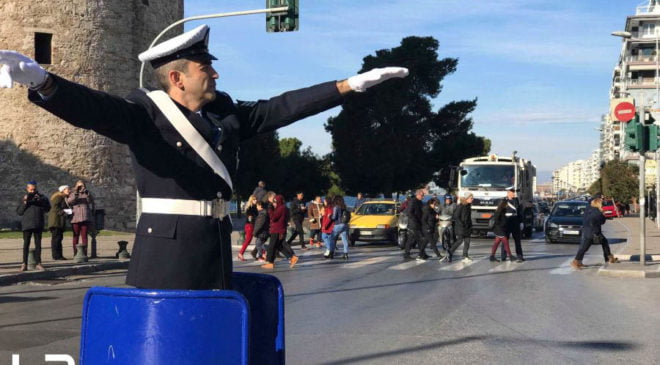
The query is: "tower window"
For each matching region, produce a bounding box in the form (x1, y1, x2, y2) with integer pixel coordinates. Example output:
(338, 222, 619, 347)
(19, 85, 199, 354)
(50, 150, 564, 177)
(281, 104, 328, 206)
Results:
(34, 32, 52, 64)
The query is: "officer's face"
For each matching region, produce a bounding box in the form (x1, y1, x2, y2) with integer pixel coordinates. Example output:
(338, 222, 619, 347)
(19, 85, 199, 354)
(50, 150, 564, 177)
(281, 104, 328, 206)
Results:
(182, 60, 218, 107)
(507, 190, 514, 199)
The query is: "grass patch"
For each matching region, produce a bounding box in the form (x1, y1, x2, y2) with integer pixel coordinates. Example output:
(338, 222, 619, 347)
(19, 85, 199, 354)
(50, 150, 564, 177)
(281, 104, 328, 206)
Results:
(0, 230, 132, 239)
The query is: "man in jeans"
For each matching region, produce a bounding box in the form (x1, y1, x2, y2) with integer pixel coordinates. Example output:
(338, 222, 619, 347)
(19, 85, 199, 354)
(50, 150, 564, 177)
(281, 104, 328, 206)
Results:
(16, 181, 51, 271)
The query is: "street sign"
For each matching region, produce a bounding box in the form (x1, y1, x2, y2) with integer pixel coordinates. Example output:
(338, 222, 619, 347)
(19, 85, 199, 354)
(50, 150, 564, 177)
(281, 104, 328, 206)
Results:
(614, 101, 636, 122)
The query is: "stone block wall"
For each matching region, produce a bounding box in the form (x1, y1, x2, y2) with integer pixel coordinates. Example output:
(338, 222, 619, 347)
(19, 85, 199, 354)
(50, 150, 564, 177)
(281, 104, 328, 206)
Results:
(0, 0, 184, 230)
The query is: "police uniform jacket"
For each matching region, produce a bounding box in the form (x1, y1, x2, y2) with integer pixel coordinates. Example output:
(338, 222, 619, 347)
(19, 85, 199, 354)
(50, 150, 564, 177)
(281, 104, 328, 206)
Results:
(28, 74, 343, 289)
(504, 197, 522, 225)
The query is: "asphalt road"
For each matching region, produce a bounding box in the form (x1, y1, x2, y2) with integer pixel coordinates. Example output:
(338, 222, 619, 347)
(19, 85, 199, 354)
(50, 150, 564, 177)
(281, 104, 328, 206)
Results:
(1, 225, 659, 364)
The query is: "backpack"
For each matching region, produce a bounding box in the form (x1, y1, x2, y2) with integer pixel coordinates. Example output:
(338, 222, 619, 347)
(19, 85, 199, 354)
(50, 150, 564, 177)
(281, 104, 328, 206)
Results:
(341, 209, 351, 224)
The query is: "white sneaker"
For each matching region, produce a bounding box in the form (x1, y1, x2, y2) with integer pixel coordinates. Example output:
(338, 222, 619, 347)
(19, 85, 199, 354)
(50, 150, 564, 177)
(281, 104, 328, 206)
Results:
(462, 257, 472, 263)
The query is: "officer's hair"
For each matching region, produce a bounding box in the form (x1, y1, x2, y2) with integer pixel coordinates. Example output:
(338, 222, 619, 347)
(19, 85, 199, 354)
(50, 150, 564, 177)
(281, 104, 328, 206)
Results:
(155, 59, 190, 92)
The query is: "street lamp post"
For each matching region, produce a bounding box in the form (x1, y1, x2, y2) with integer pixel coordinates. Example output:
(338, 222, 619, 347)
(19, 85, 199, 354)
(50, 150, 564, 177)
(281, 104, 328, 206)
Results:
(612, 30, 646, 266)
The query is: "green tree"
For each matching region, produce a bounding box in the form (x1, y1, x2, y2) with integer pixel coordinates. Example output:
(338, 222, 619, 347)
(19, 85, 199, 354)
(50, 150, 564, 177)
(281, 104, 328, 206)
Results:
(234, 131, 281, 200)
(326, 36, 487, 196)
(273, 137, 330, 200)
(592, 160, 638, 203)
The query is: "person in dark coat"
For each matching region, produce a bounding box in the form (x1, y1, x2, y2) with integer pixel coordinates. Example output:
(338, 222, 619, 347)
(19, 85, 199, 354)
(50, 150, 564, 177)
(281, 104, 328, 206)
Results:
(286, 192, 308, 250)
(252, 200, 270, 262)
(572, 194, 619, 269)
(16, 181, 51, 271)
(263, 195, 298, 269)
(419, 198, 443, 260)
(403, 189, 424, 260)
(503, 187, 524, 262)
(0, 25, 408, 289)
(446, 192, 473, 263)
(490, 199, 513, 262)
(47, 185, 71, 260)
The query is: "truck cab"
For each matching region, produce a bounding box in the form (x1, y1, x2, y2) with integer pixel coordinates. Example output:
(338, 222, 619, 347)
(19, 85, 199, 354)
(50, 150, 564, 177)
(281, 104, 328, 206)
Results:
(451, 153, 536, 238)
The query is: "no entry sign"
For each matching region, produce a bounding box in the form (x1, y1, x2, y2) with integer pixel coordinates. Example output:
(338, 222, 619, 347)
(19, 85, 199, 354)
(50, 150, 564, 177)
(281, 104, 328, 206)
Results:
(614, 101, 635, 122)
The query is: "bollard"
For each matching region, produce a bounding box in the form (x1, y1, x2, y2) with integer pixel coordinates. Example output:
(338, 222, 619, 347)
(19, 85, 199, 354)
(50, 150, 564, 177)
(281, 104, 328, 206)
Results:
(74, 245, 89, 263)
(116, 240, 130, 259)
(89, 231, 98, 259)
(27, 249, 37, 270)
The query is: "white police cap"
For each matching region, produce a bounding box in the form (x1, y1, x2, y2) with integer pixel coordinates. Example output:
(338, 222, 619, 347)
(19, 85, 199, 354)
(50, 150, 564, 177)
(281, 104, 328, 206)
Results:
(138, 24, 217, 68)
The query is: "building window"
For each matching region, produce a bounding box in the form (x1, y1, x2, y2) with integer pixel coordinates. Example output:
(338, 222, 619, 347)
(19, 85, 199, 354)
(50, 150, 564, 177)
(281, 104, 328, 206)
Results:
(34, 32, 52, 65)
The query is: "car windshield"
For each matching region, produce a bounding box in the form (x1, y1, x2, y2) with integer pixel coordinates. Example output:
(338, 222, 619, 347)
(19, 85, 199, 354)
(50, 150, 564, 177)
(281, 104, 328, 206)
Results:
(551, 203, 587, 217)
(460, 164, 515, 189)
(356, 203, 395, 216)
(602, 200, 614, 207)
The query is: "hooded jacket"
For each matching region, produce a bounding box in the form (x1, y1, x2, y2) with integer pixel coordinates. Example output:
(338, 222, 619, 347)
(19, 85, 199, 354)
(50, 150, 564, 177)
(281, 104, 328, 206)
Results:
(269, 195, 289, 234)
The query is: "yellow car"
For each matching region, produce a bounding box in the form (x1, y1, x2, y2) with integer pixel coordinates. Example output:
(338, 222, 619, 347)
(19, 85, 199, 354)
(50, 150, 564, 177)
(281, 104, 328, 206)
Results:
(348, 200, 399, 245)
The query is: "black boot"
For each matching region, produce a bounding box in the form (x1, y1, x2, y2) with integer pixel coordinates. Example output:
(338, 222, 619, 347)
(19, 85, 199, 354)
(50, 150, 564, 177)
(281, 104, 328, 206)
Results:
(489, 255, 500, 262)
(342, 253, 348, 261)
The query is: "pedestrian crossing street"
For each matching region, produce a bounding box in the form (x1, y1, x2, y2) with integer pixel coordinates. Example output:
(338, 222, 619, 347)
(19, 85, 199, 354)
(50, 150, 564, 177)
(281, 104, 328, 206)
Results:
(234, 241, 607, 276)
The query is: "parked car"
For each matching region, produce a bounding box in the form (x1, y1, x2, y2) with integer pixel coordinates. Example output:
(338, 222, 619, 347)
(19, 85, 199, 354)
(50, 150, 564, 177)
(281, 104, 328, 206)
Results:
(532, 203, 545, 232)
(348, 200, 399, 245)
(544, 200, 588, 243)
(601, 199, 620, 218)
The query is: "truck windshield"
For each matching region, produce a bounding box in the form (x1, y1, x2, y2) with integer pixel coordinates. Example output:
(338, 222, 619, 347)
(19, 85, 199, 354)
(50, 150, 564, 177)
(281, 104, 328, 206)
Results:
(460, 165, 515, 189)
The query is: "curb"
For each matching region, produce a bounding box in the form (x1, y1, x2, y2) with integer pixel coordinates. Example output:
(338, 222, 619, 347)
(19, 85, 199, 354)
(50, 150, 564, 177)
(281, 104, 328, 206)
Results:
(597, 263, 660, 279)
(614, 254, 660, 262)
(0, 260, 130, 286)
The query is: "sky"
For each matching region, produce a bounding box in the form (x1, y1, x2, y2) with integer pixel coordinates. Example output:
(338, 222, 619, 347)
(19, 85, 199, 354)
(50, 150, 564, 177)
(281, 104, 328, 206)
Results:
(182, 0, 640, 183)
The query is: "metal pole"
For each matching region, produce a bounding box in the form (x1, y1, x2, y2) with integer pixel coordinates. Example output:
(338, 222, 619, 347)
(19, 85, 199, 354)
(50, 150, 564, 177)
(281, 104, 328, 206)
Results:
(640, 154, 647, 266)
(138, 6, 289, 88)
(656, 30, 660, 227)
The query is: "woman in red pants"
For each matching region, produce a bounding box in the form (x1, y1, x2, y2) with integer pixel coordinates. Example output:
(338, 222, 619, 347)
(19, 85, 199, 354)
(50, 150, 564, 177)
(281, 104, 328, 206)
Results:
(238, 195, 258, 261)
(490, 199, 513, 262)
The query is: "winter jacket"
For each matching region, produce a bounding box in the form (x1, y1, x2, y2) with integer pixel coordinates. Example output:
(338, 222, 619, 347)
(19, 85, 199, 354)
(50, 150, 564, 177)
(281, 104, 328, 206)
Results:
(308, 201, 323, 230)
(440, 202, 456, 217)
(421, 204, 438, 234)
(48, 191, 69, 229)
(17, 191, 51, 231)
(453, 203, 472, 236)
(269, 195, 288, 234)
(492, 205, 508, 237)
(244, 204, 258, 224)
(67, 189, 94, 224)
(321, 206, 335, 234)
(405, 198, 423, 230)
(582, 205, 606, 238)
(289, 197, 306, 222)
(253, 210, 270, 240)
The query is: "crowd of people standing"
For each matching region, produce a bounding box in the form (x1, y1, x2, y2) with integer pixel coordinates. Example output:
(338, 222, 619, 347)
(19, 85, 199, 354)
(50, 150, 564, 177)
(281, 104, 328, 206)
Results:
(16, 180, 95, 271)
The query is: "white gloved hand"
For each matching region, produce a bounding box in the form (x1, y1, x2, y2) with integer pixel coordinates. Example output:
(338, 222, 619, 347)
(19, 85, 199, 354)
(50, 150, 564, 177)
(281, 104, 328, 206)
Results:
(520, 223, 524, 231)
(0, 50, 48, 89)
(347, 67, 409, 92)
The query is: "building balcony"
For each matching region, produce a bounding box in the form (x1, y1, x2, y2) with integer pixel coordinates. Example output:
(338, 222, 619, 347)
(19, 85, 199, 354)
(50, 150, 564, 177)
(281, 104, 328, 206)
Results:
(636, 4, 660, 15)
(626, 77, 660, 88)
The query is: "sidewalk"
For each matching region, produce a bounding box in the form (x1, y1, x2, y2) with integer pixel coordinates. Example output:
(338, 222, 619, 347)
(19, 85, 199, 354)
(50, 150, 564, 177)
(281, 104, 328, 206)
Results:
(599, 214, 660, 278)
(0, 228, 247, 286)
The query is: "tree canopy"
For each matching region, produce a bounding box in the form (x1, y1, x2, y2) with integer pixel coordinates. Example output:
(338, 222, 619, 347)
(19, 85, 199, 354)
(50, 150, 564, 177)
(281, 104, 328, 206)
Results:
(588, 160, 638, 203)
(326, 36, 488, 196)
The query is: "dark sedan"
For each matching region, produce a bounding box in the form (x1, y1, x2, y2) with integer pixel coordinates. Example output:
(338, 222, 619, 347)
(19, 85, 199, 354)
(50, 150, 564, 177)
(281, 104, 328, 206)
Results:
(544, 200, 588, 243)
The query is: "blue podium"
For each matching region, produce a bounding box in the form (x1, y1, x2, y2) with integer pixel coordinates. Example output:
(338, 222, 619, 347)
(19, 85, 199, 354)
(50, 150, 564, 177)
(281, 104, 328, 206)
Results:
(79, 272, 285, 364)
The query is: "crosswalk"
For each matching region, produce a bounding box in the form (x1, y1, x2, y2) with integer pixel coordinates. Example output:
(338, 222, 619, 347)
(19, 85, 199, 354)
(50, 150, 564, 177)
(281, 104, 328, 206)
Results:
(233, 247, 605, 276)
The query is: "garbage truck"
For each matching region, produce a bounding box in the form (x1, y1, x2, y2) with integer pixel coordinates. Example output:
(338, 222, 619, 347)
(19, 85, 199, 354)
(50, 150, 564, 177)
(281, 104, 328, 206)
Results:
(450, 152, 536, 238)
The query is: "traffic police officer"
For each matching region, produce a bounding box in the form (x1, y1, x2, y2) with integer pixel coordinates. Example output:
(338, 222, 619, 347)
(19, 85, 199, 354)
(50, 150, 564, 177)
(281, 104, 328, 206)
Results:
(0, 25, 409, 290)
(502, 187, 524, 262)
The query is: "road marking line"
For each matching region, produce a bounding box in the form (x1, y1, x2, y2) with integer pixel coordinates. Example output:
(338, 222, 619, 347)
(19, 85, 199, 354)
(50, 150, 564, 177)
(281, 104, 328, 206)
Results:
(343, 256, 391, 269)
(438, 257, 484, 271)
(488, 261, 523, 272)
(389, 260, 425, 270)
(550, 258, 575, 275)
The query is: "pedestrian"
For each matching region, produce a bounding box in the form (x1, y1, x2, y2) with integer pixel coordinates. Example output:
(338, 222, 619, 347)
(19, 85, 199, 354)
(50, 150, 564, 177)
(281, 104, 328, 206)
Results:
(48, 185, 71, 260)
(322, 196, 336, 259)
(490, 200, 513, 262)
(502, 187, 524, 262)
(252, 200, 270, 262)
(262, 195, 299, 269)
(446, 192, 473, 263)
(354, 192, 366, 211)
(67, 180, 94, 257)
(419, 198, 443, 260)
(571, 194, 619, 269)
(237, 195, 258, 261)
(286, 191, 308, 250)
(308, 196, 324, 248)
(403, 189, 424, 260)
(16, 181, 50, 271)
(0, 25, 408, 289)
(252, 181, 267, 203)
(331, 196, 351, 260)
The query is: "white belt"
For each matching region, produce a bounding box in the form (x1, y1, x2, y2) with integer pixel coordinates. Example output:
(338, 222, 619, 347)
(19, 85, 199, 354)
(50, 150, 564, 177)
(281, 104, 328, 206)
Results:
(505, 213, 514, 216)
(140, 198, 229, 219)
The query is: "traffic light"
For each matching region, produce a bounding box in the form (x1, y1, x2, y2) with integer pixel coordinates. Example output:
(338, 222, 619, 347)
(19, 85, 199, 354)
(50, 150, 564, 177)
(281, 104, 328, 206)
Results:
(624, 113, 645, 152)
(648, 124, 660, 152)
(266, 0, 299, 32)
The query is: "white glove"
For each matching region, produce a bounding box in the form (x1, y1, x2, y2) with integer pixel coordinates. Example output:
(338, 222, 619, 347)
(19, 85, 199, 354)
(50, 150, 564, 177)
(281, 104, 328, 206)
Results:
(347, 67, 409, 92)
(0, 50, 48, 89)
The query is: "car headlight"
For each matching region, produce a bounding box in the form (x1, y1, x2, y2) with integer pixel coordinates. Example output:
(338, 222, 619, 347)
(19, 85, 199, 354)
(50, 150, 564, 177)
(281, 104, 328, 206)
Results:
(376, 224, 390, 229)
(548, 222, 558, 228)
